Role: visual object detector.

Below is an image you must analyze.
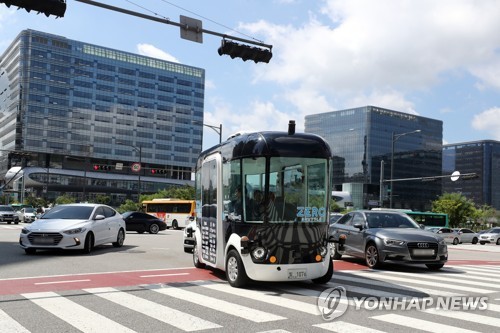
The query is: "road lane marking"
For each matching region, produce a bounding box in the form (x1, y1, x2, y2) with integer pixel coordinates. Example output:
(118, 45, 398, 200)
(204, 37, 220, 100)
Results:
(314, 321, 387, 333)
(21, 291, 136, 333)
(139, 273, 189, 278)
(147, 284, 286, 323)
(0, 309, 31, 333)
(372, 314, 480, 333)
(194, 280, 321, 315)
(34, 279, 91, 285)
(84, 287, 221, 331)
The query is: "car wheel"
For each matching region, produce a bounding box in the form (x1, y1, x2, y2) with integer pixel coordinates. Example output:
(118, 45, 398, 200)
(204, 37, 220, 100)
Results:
(426, 263, 444, 270)
(226, 249, 249, 288)
(472, 237, 478, 244)
(113, 229, 125, 247)
(24, 248, 36, 255)
(14, 221, 19, 225)
(496, 238, 500, 245)
(83, 233, 94, 254)
(365, 243, 380, 269)
(172, 220, 179, 230)
(331, 243, 342, 260)
(480, 242, 485, 245)
(452, 238, 459, 245)
(312, 259, 334, 284)
(193, 239, 205, 268)
(149, 223, 160, 234)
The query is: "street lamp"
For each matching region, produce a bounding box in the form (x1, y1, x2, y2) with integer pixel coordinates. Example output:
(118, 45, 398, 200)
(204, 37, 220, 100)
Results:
(193, 121, 222, 144)
(390, 129, 421, 208)
(118, 142, 142, 201)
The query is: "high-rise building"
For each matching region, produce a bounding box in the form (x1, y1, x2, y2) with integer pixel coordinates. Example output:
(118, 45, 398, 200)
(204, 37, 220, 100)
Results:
(443, 140, 500, 210)
(0, 29, 205, 205)
(305, 106, 442, 211)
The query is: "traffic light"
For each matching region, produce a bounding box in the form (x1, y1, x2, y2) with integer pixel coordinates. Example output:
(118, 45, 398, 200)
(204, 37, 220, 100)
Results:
(217, 40, 273, 64)
(0, 0, 67, 18)
(93, 165, 111, 171)
(151, 169, 167, 174)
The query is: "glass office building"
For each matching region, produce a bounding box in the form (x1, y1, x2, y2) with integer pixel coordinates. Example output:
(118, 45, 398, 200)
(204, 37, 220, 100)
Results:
(0, 29, 205, 205)
(443, 140, 500, 210)
(305, 106, 442, 211)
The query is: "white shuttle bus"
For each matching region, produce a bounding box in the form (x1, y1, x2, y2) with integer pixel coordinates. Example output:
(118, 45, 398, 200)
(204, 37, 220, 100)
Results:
(190, 121, 343, 287)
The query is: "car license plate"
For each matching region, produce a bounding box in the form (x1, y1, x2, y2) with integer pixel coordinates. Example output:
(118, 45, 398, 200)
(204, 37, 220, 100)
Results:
(412, 249, 435, 256)
(34, 237, 53, 245)
(287, 268, 307, 280)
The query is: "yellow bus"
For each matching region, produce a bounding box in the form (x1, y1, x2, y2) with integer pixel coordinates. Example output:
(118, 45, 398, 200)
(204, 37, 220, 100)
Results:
(142, 199, 195, 229)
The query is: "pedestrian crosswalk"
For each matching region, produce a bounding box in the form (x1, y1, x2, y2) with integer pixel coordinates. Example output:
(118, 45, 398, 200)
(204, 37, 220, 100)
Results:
(1, 264, 500, 332)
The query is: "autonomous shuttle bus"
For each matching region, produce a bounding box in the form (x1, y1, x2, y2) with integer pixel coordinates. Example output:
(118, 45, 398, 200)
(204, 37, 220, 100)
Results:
(192, 121, 341, 287)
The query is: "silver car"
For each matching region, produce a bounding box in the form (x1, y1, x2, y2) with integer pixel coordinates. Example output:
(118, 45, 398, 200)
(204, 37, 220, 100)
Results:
(452, 228, 479, 244)
(478, 227, 500, 245)
(329, 210, 448, 270)
(19, 203, 126, 255)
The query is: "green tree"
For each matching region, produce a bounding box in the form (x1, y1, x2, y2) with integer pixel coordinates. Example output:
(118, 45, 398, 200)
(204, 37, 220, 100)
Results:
(95, 194, 111, 205)
(55, 194, 76, 205)
(117, 199, 141, 213)
(431, 192, 476, 228)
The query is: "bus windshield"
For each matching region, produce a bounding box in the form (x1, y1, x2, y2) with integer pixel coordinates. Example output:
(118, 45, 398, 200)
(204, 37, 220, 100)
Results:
(229, 156, 328, 223)
(405, 211, 449, 228)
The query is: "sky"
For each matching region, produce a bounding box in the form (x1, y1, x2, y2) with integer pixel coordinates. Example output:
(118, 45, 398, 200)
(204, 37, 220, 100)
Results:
(1, 0, 500, 150)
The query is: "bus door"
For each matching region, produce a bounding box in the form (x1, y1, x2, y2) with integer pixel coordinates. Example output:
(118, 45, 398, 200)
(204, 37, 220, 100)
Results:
(199, 154, 225, 270)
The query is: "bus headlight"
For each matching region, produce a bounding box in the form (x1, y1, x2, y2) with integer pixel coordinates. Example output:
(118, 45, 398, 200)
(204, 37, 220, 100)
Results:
(252, 247, 266, 260)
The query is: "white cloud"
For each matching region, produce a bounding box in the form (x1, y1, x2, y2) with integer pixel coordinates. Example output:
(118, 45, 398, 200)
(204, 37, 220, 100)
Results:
(240, 0, 500, 116)
(472, 107, 500, 140)
(136, 44, 179, 63)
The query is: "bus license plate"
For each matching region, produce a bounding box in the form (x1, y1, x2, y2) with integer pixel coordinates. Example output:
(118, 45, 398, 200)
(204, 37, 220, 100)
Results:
(412, 249, 435, 256)
(288, 268, 307, 280)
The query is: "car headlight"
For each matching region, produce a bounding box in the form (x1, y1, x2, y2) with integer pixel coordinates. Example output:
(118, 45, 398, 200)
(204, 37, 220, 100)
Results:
(21, 228, 30, 234)
(252, 247, 266, 260)
(438, 238, 446, 245)
(63, 227, 87, 235)
(383, 238, 406, 247)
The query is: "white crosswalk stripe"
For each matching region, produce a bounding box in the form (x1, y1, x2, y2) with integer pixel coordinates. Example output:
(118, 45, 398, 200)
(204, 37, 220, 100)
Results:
(0, 265, 497, 332)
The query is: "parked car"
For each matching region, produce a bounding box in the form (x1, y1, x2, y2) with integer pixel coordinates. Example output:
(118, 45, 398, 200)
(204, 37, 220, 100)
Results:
(427, 227, 460, 245)
(122, 211, 167, 234)
(0, 205, 20, 224)
(329, 210, 448, 270)
(452, 228, 479, 244)
(183, 219, 196, 253)
(17, 207, 37, 223)
(478, 227, 500, 245)
(19, 203, 126, 255)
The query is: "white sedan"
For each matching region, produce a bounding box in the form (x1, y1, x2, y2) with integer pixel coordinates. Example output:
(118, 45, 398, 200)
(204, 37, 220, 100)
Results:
(19, 203, 126, 255)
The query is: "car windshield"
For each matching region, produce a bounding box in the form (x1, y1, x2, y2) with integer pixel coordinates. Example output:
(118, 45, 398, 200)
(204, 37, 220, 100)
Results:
(0, 206, 14, 212)
(24, 208, 35, 213)
(366, 212, 419, 229)
(122, 212, 132, 218)
(40, 206, 94, 220)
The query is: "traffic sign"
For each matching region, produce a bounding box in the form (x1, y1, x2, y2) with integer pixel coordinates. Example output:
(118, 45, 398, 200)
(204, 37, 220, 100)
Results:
(131, 163, 141, 172)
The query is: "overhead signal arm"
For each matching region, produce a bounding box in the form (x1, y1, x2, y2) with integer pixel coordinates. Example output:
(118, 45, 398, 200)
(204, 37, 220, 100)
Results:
(73, 0, 273, 63)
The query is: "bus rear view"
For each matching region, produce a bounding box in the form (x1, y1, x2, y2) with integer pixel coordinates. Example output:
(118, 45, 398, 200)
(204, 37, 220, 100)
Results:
(192, 121, 342, 287)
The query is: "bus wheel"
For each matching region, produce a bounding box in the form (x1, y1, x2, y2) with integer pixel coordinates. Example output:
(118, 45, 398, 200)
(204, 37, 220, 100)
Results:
(312, 259, 333, 284)
(226, 249, 248, 288)
(172, 220, 179, 230)
(193, 240, 205, 269)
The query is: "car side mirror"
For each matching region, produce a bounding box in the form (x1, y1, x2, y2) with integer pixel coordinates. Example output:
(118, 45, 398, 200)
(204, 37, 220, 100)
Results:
(94, 214, 105, 220)
(419, 224, 425, 229)
(437, 231, 442, 234)
(353, 222, 363, 230)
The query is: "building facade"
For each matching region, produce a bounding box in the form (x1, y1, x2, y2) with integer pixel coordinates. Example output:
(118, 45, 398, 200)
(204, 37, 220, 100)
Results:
(443, 140, 500, 210)
(0, 29, 205, 205)
(305, 106, 443, 211)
